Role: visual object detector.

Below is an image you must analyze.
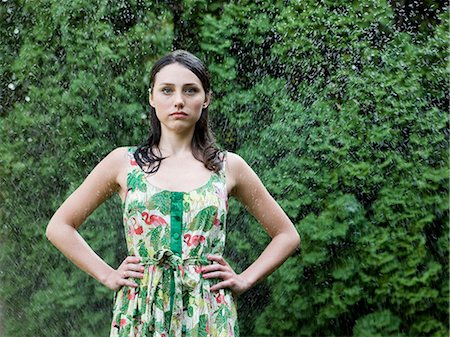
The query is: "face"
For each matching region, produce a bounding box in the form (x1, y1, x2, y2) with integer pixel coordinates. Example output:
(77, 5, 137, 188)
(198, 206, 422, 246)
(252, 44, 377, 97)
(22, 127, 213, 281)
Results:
(149, 62, 210, 134)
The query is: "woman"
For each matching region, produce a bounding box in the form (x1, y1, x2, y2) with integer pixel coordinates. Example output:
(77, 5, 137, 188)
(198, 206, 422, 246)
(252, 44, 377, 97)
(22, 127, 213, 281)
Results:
(46, 50, 300, 337)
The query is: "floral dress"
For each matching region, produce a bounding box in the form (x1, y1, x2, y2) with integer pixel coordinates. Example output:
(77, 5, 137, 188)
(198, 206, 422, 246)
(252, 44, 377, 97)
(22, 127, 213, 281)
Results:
(110, 147, 239, 337)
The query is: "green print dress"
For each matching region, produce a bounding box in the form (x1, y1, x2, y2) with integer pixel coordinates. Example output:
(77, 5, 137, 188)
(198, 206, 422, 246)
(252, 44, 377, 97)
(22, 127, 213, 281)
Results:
(110, 147, 239, 337)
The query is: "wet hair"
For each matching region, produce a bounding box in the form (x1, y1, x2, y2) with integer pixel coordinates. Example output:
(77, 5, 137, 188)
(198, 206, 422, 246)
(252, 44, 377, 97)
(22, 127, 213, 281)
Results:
(134, 50, 223, 174)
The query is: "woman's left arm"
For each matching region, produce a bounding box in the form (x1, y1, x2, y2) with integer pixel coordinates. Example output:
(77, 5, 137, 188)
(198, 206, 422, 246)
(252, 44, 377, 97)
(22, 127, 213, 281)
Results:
(202, 153, 300, 295)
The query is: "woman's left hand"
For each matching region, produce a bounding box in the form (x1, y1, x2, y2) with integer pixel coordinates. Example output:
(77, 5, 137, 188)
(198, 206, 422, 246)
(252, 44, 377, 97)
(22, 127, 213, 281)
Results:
(201, 255, 251, 296)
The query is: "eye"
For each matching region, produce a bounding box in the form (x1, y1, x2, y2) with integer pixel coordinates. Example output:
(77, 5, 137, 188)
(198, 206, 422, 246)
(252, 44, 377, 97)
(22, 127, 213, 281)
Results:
(184, 87, 199, 95)
(161, 87, 172, 94)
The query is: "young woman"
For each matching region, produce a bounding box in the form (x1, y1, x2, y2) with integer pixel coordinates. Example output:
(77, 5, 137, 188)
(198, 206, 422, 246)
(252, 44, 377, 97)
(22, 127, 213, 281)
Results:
(46, 50, 300, 337)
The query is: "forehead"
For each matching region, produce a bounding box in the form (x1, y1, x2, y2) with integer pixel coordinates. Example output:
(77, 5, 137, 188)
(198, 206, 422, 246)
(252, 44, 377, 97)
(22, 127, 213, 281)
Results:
(154, 63, 202, 86)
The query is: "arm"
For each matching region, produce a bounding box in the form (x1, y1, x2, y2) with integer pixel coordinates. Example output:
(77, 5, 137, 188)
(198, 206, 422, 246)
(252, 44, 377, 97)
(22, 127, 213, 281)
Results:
(45, 147, 144, 290)
(202, 153, 300, 294)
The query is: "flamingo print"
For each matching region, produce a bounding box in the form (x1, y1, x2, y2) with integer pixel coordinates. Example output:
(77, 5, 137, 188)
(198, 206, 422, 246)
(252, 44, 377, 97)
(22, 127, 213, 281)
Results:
(213, 213, 221, 227)
(183, 234, 206, 247)
(131, 217, 143, 235)
(215, 292, 225, 305)
(142, 212, 166, 226)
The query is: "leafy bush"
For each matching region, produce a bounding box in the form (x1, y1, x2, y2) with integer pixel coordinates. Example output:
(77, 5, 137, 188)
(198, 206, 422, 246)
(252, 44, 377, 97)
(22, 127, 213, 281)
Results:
(1, 1, 447, 336)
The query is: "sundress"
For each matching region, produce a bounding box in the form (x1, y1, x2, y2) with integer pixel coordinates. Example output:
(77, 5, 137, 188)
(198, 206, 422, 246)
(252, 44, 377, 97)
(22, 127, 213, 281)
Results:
(110, 146, 239, 337)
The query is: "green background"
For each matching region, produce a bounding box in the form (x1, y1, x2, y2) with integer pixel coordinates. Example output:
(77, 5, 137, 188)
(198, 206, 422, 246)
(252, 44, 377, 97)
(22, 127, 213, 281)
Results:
(1, 1, 448, 336)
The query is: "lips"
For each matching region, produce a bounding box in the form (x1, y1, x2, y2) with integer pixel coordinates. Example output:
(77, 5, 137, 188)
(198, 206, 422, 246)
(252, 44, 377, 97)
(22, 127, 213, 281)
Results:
(170, 111, 188, 117)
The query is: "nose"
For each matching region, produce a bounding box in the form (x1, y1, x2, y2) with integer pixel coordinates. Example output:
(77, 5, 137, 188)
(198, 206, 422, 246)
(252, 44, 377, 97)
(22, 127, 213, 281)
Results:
(173, 90, 184, 109)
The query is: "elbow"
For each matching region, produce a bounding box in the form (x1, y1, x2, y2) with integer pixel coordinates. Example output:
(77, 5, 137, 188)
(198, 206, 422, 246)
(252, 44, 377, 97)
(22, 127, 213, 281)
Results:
(45, 221, 55, 242)
(292, 231, 301, 252)
(295, 232, 301, 248)
(286, 229, 300, 256)
(278, 229, 300, 255)
(46, 218, 77, 243)
(46, 218, 63, 243)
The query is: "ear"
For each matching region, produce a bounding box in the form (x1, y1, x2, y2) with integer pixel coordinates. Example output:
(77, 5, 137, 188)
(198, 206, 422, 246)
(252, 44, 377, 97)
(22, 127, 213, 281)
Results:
(148, 88, 155, 107)
(203, 91, 212, 109)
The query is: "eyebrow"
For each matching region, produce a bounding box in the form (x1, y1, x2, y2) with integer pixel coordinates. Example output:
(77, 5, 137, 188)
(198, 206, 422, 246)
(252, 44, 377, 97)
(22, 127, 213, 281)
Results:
(158, 83, 199, 86)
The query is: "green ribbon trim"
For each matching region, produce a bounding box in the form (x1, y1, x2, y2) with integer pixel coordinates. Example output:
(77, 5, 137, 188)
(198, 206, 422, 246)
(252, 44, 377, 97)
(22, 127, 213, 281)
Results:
(169, 192, 183, 331)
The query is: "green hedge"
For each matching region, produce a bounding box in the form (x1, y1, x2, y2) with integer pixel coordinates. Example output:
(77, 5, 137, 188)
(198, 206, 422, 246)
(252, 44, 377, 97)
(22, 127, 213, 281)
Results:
(191, 2, 448, 334)
(1, 1, 448, 336)
(1, 1, 172, 336)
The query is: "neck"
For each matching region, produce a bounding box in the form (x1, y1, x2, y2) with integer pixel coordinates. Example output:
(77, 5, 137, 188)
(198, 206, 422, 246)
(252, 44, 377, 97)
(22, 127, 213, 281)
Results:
(158, 127, 195, 156)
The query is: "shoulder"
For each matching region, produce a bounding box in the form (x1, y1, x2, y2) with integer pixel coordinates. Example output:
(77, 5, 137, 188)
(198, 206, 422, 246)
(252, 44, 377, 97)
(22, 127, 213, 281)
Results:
(224, 151, 255, 195)
(98, 146, 136, 191)
(98, 146, 135, 177)
(225, 151, 247, 171)
(104, 146, 131, 164)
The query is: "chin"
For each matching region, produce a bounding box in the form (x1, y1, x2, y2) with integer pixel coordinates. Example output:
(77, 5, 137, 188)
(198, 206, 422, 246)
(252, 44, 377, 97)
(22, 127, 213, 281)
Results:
(169, 124, 196, 134)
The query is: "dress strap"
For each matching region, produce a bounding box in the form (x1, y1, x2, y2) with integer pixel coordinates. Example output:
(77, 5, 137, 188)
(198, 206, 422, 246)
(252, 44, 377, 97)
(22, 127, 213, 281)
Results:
(216, 151, 228, 193)
(127, 146, 139, 167)
(220, 150, 228, 173)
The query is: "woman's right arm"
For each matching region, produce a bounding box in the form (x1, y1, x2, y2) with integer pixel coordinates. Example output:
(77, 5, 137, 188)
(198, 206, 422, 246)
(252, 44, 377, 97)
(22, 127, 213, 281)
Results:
(45, 147, 144, 291)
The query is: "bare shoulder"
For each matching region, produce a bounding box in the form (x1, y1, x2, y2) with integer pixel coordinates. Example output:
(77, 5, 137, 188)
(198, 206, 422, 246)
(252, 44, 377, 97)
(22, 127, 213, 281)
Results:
(106, 146, 130, 164)
(107, 146, 132, 190)
(225, 151, 247, 168)
(88, 146, 131, 196)
(225, 151, 257, 196)
(86, 146, 131, 187)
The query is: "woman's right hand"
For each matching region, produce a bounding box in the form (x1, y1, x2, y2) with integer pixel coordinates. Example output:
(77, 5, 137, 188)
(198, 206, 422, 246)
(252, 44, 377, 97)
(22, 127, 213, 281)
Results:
(103, 256, 145, 291)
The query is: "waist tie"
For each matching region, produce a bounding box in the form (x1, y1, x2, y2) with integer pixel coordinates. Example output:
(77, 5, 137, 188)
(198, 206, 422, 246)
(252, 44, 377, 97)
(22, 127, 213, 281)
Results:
(139, 249, 210, 336)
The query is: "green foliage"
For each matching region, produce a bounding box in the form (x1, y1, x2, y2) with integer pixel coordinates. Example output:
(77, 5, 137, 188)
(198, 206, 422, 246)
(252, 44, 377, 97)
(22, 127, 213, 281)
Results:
(1, 0, 448, 336)
(1, 1, 171, 336)
(353, 310, 404, 337)
(192, 0, 449, 336)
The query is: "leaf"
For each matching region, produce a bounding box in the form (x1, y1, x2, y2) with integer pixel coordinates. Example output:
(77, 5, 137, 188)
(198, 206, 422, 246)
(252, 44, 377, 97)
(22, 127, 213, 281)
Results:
(187, 206, 217, 231)
(147, 191, 172, 216)
(127, 171, 147, 193)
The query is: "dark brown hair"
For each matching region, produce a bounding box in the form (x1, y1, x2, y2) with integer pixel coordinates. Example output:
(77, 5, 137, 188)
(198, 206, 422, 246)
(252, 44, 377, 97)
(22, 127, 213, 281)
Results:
(134, 50, 223, 174)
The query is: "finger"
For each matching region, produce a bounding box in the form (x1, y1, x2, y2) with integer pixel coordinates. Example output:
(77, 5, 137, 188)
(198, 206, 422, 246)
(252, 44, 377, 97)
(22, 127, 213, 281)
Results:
(123, 270, 144, 279)
(210, 279, 233, 292)
(120, 259, 139, 269)
(120, 269, 144, 279)
(125, 256, 141, 264)
(201, 264, 227, 273)
(207, 255, 228, 266)
(125, 263, 146, 272)
(120, 278, 139, 288)
(202, 271, 230, 280)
